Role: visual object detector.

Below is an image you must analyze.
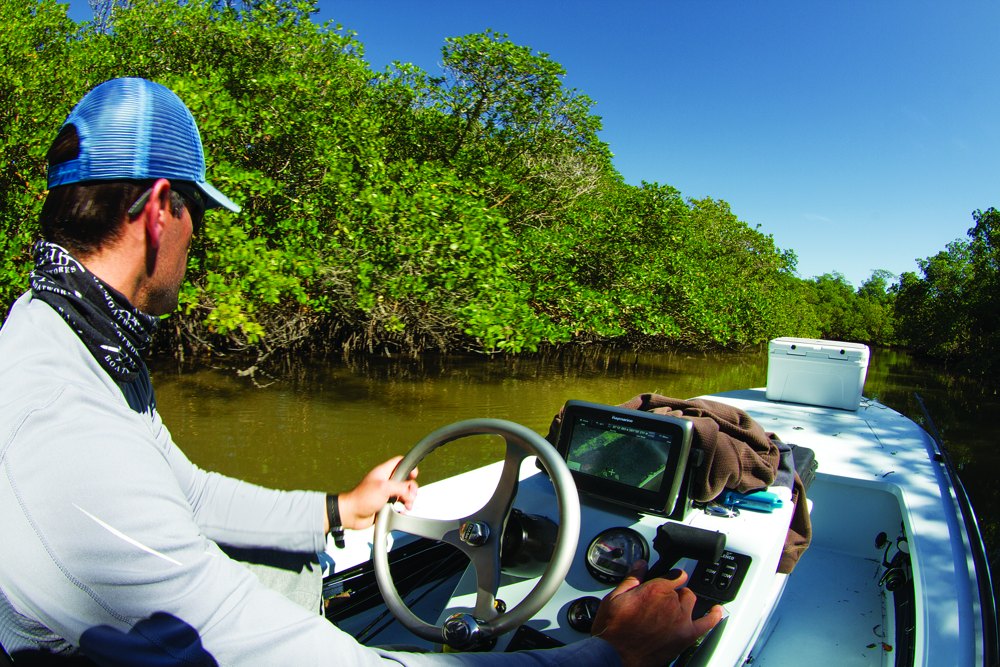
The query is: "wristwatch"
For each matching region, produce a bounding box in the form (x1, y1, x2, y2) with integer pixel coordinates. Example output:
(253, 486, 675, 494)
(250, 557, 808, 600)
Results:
(326, 494, 346, 549)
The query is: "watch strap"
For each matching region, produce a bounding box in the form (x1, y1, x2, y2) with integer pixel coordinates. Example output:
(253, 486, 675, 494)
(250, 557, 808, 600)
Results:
(326, 493, 346, 549)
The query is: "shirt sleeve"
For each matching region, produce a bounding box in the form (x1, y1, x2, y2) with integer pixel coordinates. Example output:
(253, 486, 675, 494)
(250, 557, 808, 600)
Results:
(147, 399, 327, 553)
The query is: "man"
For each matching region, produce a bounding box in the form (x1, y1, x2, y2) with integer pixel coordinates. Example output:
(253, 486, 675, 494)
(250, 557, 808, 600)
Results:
(0, 78, 720, 665)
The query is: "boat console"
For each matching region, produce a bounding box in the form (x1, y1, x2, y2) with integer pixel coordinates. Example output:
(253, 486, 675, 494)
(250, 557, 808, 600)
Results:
(326, 399, 797, 665)
(438, 441, 791, 663)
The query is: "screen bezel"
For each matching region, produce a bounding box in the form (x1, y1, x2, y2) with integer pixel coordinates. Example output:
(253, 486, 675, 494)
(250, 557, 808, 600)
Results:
(555, 400, 694, 516)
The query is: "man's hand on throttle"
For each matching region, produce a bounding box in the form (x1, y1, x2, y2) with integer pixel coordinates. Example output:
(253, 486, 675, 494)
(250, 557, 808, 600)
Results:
(591, 560, 723, 667)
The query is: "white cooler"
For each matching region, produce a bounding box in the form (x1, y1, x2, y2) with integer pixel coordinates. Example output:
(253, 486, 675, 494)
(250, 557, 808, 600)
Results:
(765, 337, 870, 411)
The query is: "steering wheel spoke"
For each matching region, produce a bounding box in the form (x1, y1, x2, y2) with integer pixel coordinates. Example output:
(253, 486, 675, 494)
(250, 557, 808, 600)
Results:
(472, 444, 526, 527)
(386, 511, 463, 544)
(468, 546, 502, 620)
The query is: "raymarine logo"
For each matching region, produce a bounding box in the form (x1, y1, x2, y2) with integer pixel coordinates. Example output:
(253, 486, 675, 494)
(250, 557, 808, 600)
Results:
(610, 415, 633, 423)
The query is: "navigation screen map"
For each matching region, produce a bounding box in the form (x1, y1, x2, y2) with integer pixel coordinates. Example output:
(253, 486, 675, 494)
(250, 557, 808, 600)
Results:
(565, 416, 672, 491)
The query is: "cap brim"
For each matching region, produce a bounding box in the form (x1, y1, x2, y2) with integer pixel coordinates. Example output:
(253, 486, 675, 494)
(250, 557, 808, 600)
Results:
(197, 181, 241, 213)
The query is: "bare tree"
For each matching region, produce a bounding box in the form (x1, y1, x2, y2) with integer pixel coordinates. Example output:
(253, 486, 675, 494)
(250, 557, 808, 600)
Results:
(88, 0, 131, 33)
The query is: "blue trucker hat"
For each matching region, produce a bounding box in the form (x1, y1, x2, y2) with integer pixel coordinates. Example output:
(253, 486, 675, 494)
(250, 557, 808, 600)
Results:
(47, 77, 240, 213)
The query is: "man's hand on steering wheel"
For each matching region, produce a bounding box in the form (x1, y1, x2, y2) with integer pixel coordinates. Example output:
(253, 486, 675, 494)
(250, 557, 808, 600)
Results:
(335, 456, 419, 531)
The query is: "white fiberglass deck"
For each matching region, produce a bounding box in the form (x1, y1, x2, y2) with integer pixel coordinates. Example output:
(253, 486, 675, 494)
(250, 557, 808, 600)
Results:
(707, 390, 984, 667)
(748, 476, 900, 666)
(753, 546, 886, 665)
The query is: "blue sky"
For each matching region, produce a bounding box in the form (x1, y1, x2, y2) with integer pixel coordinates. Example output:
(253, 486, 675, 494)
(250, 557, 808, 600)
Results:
(65, 1, 1000, 288)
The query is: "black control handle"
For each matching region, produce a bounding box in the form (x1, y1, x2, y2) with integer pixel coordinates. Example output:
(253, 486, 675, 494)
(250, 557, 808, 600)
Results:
(647, 523, 726, 579)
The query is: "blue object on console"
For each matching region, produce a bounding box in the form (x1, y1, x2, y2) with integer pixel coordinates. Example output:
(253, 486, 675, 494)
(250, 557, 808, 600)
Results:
(718, 489, 783, 513)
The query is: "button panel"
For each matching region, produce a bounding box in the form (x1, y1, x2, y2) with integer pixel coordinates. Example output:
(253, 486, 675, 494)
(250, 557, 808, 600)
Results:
(688, 550, 752, 603)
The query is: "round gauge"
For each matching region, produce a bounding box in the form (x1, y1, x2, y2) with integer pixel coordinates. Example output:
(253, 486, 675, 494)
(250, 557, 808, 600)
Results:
(566, 595, 602, 633)
(585, 527, 650, 584)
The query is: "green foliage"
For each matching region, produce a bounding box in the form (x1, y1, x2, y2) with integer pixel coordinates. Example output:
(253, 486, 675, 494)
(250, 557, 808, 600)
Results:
(0, 0, 80, 308)
(377, 30, 610, 228)
(786, 270, 900, 347)
(854, 270, 897, 344)
(966, 208, 1000, 369)
(893, 209, 1000, 375)
(895, 240, 973, 357)
(1, 0, 908, 364)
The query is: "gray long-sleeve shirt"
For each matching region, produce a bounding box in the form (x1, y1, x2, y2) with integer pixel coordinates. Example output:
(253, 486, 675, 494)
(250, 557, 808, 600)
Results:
(0, 293, 618, 667)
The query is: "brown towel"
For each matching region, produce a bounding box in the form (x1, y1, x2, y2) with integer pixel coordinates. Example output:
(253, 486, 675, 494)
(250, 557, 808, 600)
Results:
(779, 475, 812, 573)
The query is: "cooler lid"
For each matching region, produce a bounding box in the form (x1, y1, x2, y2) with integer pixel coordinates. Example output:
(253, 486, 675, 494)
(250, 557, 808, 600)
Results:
(768, 337, 870, 362)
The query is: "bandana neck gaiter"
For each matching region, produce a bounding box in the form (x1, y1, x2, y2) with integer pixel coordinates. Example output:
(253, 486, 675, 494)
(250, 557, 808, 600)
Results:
(29, 240, 159, 383)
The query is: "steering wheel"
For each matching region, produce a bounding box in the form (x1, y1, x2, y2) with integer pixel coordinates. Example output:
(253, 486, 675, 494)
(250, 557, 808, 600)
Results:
(373, 419, 580, 648)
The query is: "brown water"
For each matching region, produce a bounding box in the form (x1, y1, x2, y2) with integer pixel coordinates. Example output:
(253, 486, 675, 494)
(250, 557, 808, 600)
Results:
(150, 346, 999, 567)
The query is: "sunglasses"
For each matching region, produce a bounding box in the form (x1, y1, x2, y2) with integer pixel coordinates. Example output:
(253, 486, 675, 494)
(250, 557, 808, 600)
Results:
(128, 181, 206, 232)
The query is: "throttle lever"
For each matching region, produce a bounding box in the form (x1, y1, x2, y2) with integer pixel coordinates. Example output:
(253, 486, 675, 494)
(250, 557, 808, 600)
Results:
(647, 522, 726, 579)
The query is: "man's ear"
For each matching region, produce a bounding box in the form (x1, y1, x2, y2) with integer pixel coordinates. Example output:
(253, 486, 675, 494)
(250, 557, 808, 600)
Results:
(142, 179, 173, 250)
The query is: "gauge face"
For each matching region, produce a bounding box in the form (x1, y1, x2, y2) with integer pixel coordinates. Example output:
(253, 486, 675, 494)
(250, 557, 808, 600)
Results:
(566, 595, 602, 633)
(585, 527, 650, 584)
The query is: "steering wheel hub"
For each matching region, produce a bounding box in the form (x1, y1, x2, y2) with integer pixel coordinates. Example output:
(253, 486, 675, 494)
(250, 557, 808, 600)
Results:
(443, 613, 484, 647)
(460, 520, 491, 547)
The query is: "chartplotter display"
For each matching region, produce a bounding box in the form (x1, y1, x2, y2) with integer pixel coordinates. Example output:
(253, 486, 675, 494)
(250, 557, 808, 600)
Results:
(555, 400, 694, 517)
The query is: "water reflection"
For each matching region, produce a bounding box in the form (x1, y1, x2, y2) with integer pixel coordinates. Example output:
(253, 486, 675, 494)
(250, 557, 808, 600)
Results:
(151, 348, 768, 489)
(150, 346, 998, 571)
